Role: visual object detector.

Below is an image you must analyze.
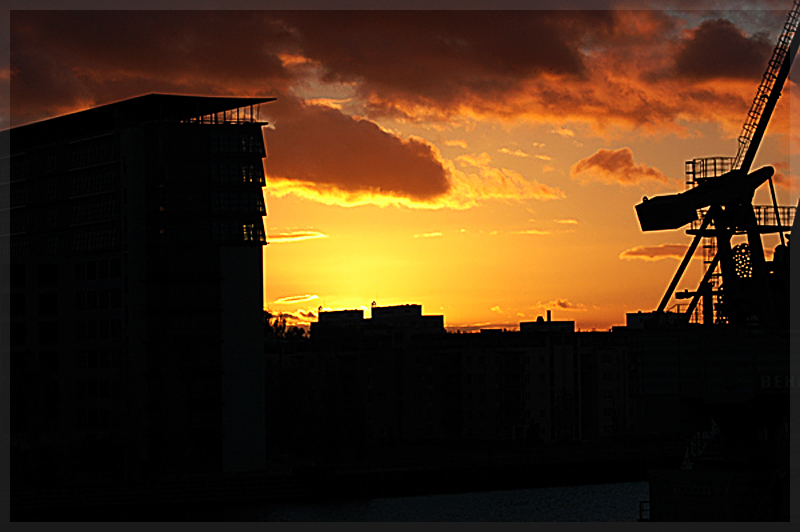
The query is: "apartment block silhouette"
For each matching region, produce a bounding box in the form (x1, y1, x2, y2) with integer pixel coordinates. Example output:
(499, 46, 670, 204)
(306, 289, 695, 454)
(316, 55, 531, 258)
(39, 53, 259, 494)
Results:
(5, 94, 273, 480)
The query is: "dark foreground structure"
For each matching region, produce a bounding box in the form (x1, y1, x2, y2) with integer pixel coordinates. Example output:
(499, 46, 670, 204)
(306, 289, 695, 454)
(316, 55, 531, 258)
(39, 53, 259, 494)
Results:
(264, 305, 790, 521)
(5, 94, 274, 490)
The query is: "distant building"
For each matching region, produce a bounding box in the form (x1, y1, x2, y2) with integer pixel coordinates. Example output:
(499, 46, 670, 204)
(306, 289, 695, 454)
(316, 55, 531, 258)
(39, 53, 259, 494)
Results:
(310, 303, 445, 343)
(520, 310, 575, 333)
(5, 94, 274, 480)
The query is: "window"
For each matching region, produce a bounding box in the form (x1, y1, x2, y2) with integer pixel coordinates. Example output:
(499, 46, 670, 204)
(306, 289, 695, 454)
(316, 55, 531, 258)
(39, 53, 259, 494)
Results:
(34, 352, 57, 377)
(243, 223, 256, 241)
(39, 322, 59, 345)
(75, 263, 85, 282)
(87, 320, 98, 339)
(38, 292, 58, 317)
(98, 260, 109, 279)
(38, 264, 58, 287)
(98, 289, 109, 309)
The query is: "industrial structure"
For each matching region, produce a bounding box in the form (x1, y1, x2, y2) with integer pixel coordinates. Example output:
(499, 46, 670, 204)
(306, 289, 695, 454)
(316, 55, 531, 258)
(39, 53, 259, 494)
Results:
(5, 94, 274, 482)
(636, 0, 799, 329)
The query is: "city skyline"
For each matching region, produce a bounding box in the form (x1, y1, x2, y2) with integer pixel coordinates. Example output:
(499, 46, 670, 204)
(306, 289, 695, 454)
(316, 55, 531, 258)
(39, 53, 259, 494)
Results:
(7, 5, 798, 330)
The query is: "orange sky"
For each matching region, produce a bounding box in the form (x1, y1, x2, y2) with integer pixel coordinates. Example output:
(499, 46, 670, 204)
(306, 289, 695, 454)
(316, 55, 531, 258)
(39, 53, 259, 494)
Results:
(7, 5, 799, 330)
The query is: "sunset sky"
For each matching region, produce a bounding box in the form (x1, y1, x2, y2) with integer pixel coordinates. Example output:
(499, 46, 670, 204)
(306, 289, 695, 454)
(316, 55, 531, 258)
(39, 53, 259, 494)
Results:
(6, 3, 799, 330)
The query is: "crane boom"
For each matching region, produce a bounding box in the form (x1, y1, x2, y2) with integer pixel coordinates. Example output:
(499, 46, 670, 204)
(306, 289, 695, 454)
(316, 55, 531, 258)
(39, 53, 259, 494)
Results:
(734, 0, 800, 172)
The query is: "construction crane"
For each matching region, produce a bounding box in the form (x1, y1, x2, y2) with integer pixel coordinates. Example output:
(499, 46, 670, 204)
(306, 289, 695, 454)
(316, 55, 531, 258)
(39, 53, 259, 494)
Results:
(635, 0, 800, 328)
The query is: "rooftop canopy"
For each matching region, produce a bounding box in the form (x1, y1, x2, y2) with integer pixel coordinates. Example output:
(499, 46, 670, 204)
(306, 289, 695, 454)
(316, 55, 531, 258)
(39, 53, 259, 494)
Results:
(5, 93, 276, 151)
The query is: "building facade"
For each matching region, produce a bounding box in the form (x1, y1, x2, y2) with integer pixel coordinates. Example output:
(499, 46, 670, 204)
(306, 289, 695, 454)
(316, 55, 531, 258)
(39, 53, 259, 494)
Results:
(5, 94, 273, 481)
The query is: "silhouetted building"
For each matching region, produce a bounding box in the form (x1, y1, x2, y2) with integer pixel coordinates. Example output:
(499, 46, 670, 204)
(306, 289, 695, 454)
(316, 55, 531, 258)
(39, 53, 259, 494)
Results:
(310, 303, 445, 344)
(520, 311, 575, 333)
(5, 94, 274, 481)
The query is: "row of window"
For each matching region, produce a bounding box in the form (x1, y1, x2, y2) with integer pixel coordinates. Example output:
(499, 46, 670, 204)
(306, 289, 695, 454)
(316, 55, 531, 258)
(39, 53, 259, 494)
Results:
(76, 349, 114, 370)
(211, 162, 265, 184)
(72, 227, 119, 252)
(211, 221, 266, 243)
(75, 319, 123, 341)
(77, 378, 113, 400)
(71, 167, 119, 198)
(9, 318, 122, 347)
(210, 133, 264, 155)
(211, 192, 266, 214)
(76, 408, 111, 430)
(75, 258, 122, 281)
(69, 136, 119, 170)
(76, 289, 123, 310)
(72, 198, 120, 225)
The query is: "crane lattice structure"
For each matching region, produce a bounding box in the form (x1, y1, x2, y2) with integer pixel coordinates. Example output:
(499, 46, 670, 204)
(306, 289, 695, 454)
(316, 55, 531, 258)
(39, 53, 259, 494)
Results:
(636, 0, 800, 328)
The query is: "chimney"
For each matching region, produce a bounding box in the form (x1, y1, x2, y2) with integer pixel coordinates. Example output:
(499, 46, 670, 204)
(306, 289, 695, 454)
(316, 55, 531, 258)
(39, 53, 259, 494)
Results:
(547, 310, 551, 322)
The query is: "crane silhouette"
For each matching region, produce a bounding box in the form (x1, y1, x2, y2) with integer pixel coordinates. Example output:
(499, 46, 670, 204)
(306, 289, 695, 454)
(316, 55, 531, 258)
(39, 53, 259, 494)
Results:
(635, 0, 800, 328)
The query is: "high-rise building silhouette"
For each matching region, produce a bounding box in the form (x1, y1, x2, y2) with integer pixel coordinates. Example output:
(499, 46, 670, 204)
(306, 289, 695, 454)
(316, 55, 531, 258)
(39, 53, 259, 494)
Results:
(5, 94, 274, 480)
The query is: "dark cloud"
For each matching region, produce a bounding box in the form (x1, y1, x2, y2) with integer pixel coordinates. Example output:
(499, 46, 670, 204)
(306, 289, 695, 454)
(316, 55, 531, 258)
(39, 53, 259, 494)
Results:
(9, 10, 778, 131)
(570, 147, 671, 186)
(281, 11, 602, 113)
(263, 95, 452, 204)
(10, 11, 293, 125)
(673, 18, 772, 81)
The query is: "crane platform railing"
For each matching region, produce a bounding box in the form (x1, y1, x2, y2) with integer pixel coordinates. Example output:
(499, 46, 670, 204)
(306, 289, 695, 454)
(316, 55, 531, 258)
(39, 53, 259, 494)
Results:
(688, 205, 796, 233)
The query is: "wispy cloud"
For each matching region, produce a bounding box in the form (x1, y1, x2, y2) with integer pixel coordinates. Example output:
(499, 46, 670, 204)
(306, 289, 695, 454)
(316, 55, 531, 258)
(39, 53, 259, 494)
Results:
(512, 228, 551, 235)
(268, 230, 329, 243)
(447, 154, 565, 207)
(556, 218, 579, 224)
(532, 298, 587, 312)
(456, 152, 493, 168)
(499, 148, 529, 158)
(302, 97, 350, 110)
(619, 243, 696, 261)
(414, 232, 443, 238)
(274, 294, 320, 304)
(551, 127, 575, 138)
(445, 139, 468, 149)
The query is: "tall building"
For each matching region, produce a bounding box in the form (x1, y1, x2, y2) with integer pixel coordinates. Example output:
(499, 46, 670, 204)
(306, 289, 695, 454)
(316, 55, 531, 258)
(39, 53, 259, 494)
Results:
(4, 94, 274, 481)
